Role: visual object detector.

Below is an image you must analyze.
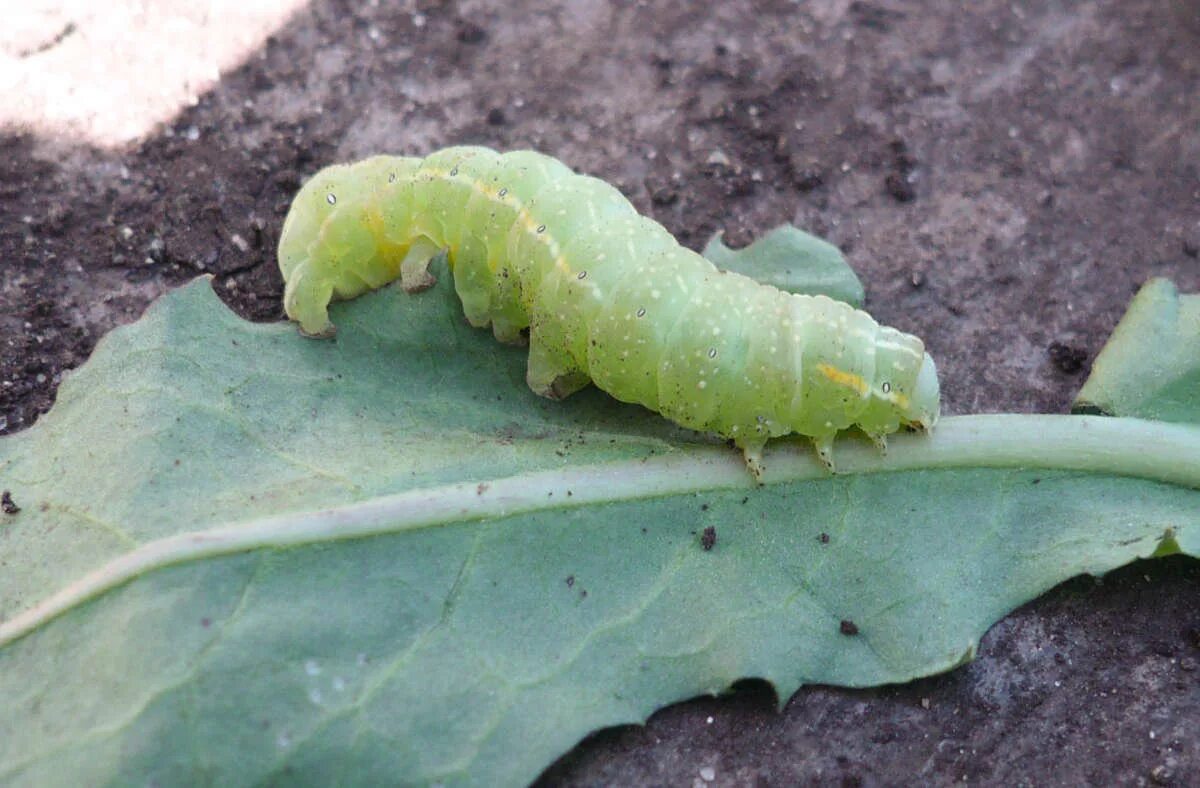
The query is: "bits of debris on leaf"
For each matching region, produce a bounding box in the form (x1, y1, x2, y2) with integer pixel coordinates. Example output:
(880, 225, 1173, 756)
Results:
(701, 526, 717, 551)
(1, 490, 19, 515)
(839, 619, 859, 636)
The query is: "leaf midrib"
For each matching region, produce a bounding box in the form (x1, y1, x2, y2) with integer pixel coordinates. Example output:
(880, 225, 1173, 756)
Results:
(2, 413, 1197, 649)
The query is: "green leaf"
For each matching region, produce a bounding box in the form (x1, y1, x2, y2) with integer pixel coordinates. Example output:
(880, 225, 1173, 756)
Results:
(702, 224, 865, 306)
(1, 276, 1197, 786)
(1074, 277, 1200, 422)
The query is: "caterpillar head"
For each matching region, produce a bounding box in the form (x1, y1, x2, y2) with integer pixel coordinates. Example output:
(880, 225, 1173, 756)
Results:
(900, 352, 940, 431)
(861, 330, 940, 437)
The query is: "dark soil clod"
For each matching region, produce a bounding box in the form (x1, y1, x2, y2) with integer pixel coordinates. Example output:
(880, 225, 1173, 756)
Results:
(1048, 342, 1088, 374)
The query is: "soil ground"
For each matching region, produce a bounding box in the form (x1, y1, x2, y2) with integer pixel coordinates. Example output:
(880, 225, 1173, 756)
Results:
(2, 1, 1198, 784)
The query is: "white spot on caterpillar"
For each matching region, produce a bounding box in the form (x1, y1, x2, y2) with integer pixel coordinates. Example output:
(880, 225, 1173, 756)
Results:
(326, 193, 336, 205)
(304, 659, 321, 676)
(877, 339, 923, 357)
(309, 688, 324, 706)
(698, 380, 707, 389)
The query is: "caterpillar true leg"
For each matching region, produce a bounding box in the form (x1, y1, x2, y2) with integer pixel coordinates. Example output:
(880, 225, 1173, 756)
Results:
(737, 439, 768, 484)
(812, 435, 837, 473)
(866, 431, 888, 455)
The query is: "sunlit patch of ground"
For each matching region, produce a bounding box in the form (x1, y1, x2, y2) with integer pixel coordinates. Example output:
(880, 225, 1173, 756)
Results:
(0, 0, 309, 146)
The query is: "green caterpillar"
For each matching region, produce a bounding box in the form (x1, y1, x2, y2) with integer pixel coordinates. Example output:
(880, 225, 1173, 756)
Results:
(278, 146, 940, 479)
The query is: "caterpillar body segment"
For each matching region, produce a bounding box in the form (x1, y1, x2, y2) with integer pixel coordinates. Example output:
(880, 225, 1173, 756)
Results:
(278, 146, 941, 479)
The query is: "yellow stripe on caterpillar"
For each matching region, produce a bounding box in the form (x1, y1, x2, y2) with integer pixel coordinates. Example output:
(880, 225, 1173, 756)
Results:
(816, 363, 870, 398)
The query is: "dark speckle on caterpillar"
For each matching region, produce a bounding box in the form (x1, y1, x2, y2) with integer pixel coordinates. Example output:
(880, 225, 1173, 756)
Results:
(278, 146, 940, 480)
